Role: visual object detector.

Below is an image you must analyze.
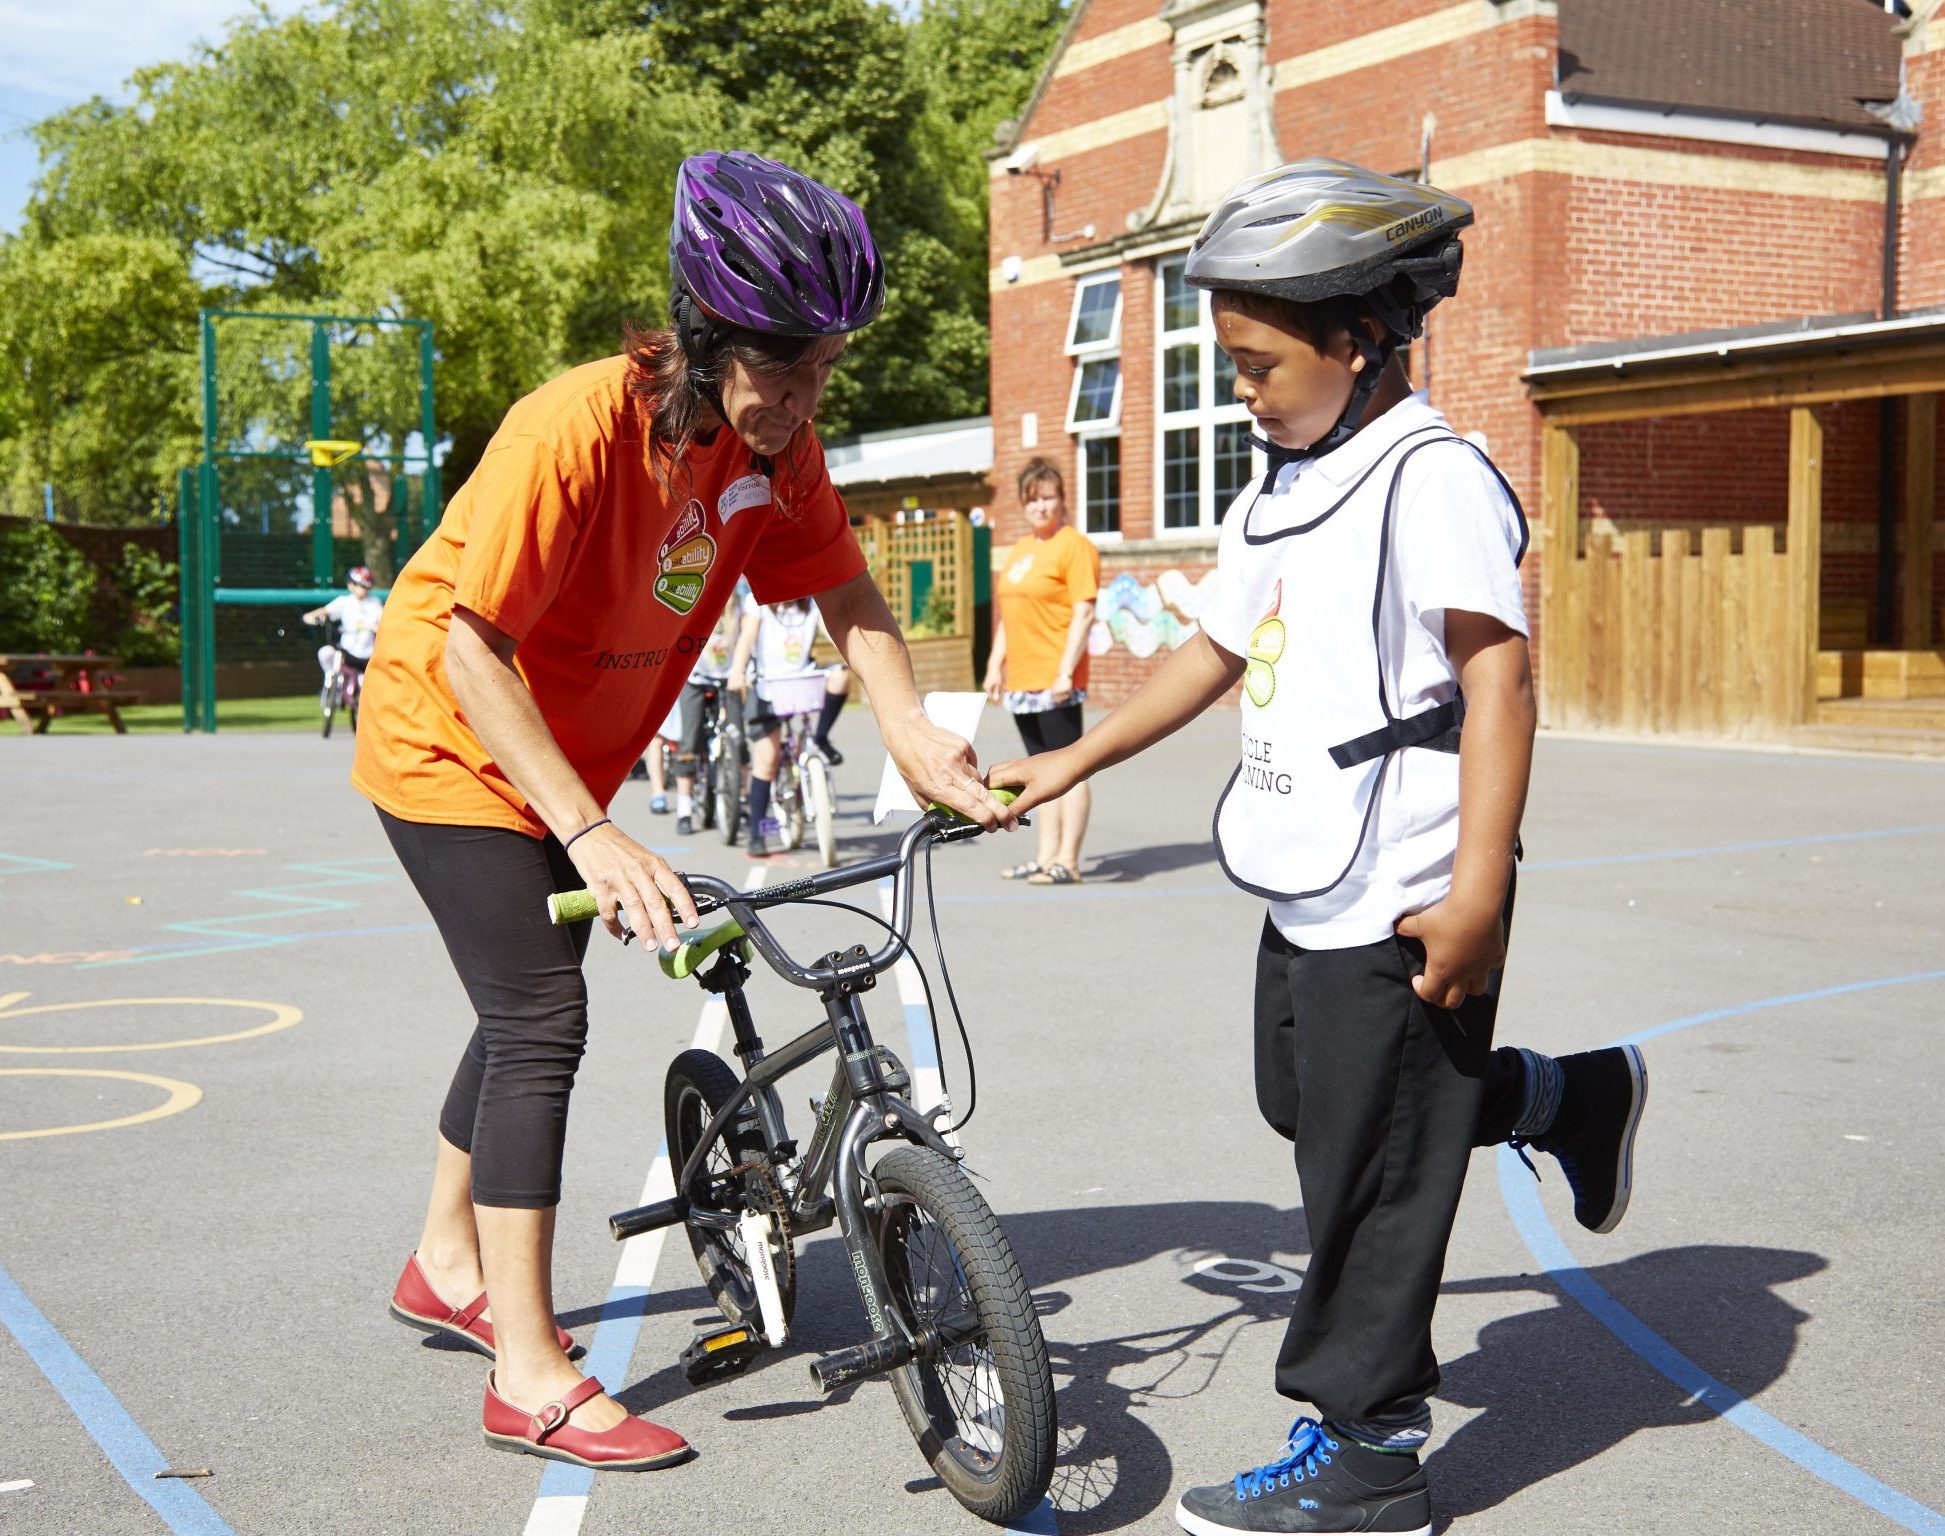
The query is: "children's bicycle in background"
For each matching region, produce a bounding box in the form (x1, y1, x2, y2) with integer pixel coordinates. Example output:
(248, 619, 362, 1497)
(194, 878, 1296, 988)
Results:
(546, 795, 1054, 1523)
(307, 617, 359, 738)
(756, 672, 838, 867)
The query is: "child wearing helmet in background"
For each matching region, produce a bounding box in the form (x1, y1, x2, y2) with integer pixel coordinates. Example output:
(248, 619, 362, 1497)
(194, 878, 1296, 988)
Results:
(992, 159, 1649, 1536)
(302, 565, 383, 681)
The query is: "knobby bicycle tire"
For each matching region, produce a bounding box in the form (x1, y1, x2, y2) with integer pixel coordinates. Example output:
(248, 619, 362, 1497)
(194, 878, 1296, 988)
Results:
(664, 1048, 796, 1330)
(873, 1147, 1054, 1524)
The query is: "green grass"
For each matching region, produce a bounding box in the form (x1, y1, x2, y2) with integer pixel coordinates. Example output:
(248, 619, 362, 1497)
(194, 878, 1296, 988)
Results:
(18, 694, 326, 734)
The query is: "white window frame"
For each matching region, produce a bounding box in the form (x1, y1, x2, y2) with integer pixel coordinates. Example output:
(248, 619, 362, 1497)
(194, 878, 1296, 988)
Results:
(1064, 271, 1123, 356)
(1075, 429, 1123, 542)
(1153, 252, 1261, 537)
(1065, 355, 1123, 435)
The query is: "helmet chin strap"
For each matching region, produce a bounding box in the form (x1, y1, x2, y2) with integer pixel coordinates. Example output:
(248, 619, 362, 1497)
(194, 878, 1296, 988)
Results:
(670, 285, 727, 415)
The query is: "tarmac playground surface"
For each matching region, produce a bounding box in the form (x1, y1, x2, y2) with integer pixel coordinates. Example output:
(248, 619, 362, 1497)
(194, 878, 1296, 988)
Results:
(2, 707, 1943, 1536)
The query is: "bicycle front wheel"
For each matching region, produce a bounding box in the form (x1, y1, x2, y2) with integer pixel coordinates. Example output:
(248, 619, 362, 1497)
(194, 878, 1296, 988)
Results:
(873, 1147, 1054, 1525)
(776, 758, 806, 851)
(713, 736, 742, 845)
(321, 674, 339, 739)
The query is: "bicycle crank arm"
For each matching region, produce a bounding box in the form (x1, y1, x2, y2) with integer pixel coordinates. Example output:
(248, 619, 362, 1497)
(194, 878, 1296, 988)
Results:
(608, 1196, 689, 1241)
(808, 1333, 917, 1393)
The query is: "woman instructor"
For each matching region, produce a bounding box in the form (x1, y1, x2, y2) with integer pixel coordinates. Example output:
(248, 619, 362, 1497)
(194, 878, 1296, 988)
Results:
(352, 151, 1011, 1472)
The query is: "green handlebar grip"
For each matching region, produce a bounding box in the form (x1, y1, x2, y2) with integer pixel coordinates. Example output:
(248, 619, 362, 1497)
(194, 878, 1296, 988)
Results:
(659, 917, 749, 980)
(546, 889, 600, 925)
(926, 787, 1019, 821)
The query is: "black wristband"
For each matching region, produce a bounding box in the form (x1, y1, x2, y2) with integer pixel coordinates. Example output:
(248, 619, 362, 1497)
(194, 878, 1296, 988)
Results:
(562, 817, 612, 852)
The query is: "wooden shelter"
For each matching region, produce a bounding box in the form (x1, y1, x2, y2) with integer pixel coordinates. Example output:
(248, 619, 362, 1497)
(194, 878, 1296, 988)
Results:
(1527, 313, 1945, 750)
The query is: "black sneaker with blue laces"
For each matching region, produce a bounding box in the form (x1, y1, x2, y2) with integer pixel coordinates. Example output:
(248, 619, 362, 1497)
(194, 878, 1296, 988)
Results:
(1517, 1044, 1647, 1234)
(1174, 1419, 1431, 1535)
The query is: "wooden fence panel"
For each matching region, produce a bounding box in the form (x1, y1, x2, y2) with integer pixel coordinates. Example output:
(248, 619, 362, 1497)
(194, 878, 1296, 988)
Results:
(1550, 523, 1794, 737)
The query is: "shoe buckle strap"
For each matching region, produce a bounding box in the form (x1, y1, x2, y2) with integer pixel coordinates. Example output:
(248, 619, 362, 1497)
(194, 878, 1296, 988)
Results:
(528, 1376, 603, 1444)
(453, 1292, 491, 1329)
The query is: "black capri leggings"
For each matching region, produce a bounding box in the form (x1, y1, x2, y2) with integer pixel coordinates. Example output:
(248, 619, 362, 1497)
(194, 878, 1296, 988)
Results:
(379, 809, 593, 1209)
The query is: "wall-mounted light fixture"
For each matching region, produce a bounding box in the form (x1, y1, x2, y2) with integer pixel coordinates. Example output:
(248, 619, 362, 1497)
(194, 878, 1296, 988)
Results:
(1004, 143, 1094, 244)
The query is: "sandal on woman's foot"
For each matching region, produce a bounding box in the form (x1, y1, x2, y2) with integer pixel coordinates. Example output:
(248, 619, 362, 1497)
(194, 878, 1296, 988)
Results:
(1026, 863, 1080, 885)
(999, 860, 1044, 880)
(482, 1373, 690, 1471)
(390, 1253, 583, 1362)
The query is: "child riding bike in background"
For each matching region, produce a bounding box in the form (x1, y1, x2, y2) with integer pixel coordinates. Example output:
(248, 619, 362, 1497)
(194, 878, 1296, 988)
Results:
(991, 159, 1649, 1536)
(729, 597, 848, 858)
(302, 565, 383, 701)
(673, 579, 754, 836)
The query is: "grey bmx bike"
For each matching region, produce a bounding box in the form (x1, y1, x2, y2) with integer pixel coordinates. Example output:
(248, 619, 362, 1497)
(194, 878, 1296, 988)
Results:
(545, 795, 1055, 1523)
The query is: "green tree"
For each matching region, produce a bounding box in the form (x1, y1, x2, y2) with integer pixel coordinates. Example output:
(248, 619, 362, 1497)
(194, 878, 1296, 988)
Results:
(0, 522, 95, 652)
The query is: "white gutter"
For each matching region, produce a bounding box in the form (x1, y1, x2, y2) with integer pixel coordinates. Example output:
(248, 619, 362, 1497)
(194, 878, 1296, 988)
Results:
(1544, 90, 1893, 160)
(1525, 312, 1945, 379)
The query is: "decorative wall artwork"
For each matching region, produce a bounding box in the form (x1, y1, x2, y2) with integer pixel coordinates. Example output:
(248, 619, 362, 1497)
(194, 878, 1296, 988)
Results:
(1089, 569, 1216, 660)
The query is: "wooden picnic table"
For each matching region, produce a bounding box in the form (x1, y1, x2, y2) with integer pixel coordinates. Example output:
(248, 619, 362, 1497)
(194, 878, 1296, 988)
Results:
(1, 653, 143, 735)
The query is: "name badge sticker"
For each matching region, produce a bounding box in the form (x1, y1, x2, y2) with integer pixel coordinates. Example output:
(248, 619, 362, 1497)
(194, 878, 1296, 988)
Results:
(718, 473, 773, 522)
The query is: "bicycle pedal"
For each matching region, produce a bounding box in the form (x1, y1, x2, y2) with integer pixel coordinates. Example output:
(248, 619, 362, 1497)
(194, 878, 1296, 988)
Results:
(680, 1323, 766, 1386)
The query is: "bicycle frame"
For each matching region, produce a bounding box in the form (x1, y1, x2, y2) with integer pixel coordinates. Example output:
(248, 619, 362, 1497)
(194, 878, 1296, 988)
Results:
(610, 811, 988, 1369)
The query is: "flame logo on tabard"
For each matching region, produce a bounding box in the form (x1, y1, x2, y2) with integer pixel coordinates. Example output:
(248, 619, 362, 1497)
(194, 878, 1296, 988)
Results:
(653, 499, 716, 615)
(1244, 581, 1285, 708)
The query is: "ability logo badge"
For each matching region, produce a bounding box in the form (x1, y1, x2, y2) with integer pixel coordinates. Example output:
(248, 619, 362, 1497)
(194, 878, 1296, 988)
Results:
(654, 500, 716, 615)
(1244, 582, 1284, 708)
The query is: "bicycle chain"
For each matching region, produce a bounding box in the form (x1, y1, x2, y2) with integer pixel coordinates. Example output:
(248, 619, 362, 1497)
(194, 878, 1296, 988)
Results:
(729, 1154, 795, 1303)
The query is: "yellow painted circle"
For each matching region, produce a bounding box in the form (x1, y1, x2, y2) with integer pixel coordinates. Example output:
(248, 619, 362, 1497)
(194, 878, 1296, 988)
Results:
(0, 998, 303, 1055)
(0, 1068, 201, 1140)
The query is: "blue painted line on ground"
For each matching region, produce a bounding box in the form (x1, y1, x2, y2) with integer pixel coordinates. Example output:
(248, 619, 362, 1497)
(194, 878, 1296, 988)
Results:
(1500, 967, 1945, 1534)
(1521, 821, 1945, 872)
(0, 1262, 235, 1535)
(0, 853, 74, 879)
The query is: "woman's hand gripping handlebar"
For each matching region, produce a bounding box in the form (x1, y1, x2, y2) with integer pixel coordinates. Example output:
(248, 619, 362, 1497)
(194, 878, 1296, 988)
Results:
(544, 791, 1021, 983)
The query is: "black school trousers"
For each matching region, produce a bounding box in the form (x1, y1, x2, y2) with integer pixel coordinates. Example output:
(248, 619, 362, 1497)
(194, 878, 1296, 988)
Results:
(1254, 883, 1525, 1433)
(380, 809, 593, 1209)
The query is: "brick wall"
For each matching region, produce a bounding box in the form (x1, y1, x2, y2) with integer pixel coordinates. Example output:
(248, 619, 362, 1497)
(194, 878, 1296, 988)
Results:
(989, 0, 1937, 708)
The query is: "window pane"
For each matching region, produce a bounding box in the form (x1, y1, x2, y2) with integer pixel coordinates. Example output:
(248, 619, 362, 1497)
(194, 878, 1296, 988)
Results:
(1163, 343, 1200, 414)
(1163, 426, 1200, 529)
(1069, 277, 1121, 349)
(1214, 420, 1255, 522)
(1214, 344, 1237, 401)
(1084, 437, 1121, 535)
(1161, 258, 1197, 333)
(1071, 357, 1120, 425)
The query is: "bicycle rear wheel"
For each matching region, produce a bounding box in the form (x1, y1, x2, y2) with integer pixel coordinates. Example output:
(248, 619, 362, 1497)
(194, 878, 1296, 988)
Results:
(776, 751, 806, 851)
(805, 754, 836, 868)
(872, 1147, 1054, 1524)
(665, 1048, 795, 1331)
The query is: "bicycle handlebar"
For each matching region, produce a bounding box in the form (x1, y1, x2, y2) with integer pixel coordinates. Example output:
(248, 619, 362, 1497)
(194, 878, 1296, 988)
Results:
(544, 790, 1018, 990)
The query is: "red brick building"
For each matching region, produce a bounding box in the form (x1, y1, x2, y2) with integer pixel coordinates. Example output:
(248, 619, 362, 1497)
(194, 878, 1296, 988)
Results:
(987, 0, 1945, 743)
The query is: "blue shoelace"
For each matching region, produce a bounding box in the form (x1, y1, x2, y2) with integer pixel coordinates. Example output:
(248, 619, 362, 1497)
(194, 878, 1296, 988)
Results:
(1232, 1417, 1339, 1500)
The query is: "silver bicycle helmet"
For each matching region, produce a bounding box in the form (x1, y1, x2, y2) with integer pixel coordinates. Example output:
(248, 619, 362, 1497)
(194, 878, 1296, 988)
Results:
(1186, 159, 1473, 460)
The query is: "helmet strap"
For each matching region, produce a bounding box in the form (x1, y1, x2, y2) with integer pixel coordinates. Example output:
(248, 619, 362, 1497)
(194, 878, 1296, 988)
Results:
(671, 284, 727, 414)
(1248, 330, 1393, 481)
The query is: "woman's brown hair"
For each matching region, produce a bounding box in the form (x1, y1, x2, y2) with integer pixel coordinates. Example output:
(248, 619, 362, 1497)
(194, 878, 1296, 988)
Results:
(622, 321, 818, 511)
(1016, 456, 1065, 504)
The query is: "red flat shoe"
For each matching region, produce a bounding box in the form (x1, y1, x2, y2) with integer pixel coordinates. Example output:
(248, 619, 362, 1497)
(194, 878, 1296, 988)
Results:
(389, 1253, 583, 1361)
(482, 1373, 690, 1471)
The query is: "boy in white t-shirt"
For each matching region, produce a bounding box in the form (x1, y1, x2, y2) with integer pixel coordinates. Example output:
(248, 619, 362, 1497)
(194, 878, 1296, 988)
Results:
(992, 161, 1649, 1536)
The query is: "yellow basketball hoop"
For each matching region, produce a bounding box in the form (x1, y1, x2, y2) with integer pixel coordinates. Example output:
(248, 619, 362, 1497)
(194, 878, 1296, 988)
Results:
(304, 439, 365, 468)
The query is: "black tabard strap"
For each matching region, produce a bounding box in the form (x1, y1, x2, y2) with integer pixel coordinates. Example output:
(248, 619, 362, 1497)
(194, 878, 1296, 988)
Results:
(1327, 695, 1466, 770)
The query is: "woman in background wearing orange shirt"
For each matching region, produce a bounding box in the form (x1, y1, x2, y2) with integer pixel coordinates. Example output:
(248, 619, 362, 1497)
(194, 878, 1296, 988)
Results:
(353, 152, 1012, 1473)
(982, 457, 1101, 885)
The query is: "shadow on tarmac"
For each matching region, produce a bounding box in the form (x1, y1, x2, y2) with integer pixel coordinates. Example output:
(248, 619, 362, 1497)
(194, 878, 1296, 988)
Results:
(1079, 842, 1221, 885)
(1426, 1244, 1824, 1531)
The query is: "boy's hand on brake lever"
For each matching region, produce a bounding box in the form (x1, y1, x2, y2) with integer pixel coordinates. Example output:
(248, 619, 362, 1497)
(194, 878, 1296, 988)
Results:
(1395, 896, 1505, 1011)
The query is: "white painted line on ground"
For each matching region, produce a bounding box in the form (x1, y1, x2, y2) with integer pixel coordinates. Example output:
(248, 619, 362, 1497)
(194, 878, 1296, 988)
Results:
(520, 867, 766, 1536)
(0, 1480, 33, 1494)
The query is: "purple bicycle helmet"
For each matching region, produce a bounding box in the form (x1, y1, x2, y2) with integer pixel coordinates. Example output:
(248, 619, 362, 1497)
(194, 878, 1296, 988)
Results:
(670, 150, 885, 348)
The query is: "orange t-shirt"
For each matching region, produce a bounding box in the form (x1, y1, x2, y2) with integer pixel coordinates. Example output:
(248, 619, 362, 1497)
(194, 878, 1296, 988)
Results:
(352, 356, 866, 835)
(995, 524, 1101, 692)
